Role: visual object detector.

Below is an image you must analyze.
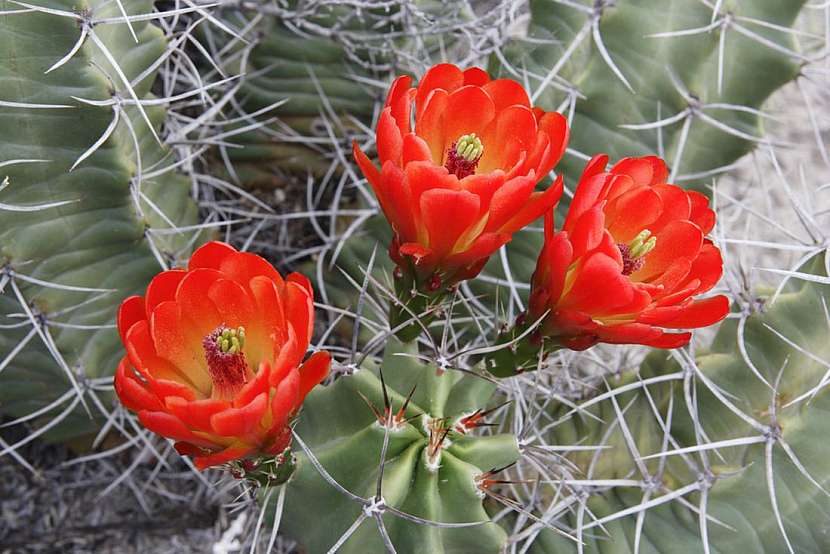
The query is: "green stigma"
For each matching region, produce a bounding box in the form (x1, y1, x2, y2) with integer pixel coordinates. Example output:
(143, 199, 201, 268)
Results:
(454, 133, 484, 162)
(628, 230, 657, 259)
(216, 326, 246, 354)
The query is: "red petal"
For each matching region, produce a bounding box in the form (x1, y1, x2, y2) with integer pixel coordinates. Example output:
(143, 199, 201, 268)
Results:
(189, 241, 237, 271)
(485, 173, 536, 231)
(145, 269, 186, 315)
(118, 295, 146, 344)
(148, 300, 211, 394)
(166, 396, 230, 432)
(640, 332, 692, 349)
(459, 171, 506, 216)
(377, 107, 403, 166)
(193, 444, 254, 470)
(379, 161, 417, 242)
(633, 220, 703, 281)
(174, 268, 223, 337)
(563, 164, 610, 234)
(482, 78, 530, 111)
(648, 184, 691, 233)
(284, 279, 314, 349)
(114, 357, 162, 412)
(478, 105, 537, 173)
(688, 190, 715, 234)
(495, 175, 563, 235)
(568, 205, 606, 260)
(416, 63, 464, 117)
(269, 369, 300, 433)
(353, 141, 381, 188)
(595, 322, 663, 345)
(298, 351, 331, 402)
(660, 295, 729, 329)
(420, 188, 481, 259)
(138, 410, 217, 447)
(211, 392, 268, 437)
(402, 133, 434, 164)
(442, 86, 496, 157)
(463, 67, 490, 86)
(385, 75, 413, 137)
(530, 230, 573, 315)
(415, 89, 449, 163)
(249, 275, 286, 347)
(605, 187, 662, 243)
(208, 278, 255, 328)
(536, 112, 569, 172)
(610, 157, 659, 186)
(559, 253, 633, 314)
(443, 232, 510, 272)
(219, 251, 284, 292)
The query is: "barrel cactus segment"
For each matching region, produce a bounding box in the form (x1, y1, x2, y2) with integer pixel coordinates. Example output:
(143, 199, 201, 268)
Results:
(526, 251, 830, 553)
(0, 0, 204, 441)
(275, 339, 521, 553)
(495, 0, 811, 186)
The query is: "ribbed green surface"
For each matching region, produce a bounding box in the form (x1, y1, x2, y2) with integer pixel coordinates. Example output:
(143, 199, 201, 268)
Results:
(278, 340, 520, 554)
(0, 0, 202, 440)
(533, 252, 830, 552)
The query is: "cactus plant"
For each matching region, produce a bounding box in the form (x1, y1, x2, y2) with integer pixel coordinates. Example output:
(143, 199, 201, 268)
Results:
(0, 0, 203, 441)
(529, 251, 830, 552)
(278, 339, 521, 553)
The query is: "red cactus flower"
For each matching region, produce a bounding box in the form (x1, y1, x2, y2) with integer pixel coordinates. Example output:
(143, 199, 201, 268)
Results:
(114, 241, 330, 470)
(353, 63, 569, 291)
(527, 154, 729, 351)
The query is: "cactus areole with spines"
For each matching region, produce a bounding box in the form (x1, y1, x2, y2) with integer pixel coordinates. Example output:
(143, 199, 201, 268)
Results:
(113, 241, 330, 471)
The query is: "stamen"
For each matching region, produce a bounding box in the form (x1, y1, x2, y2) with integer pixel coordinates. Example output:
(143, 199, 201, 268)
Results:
(444, 133, 483, 179)
(203, 325, 248, 398)
(618, 230, 657, 276)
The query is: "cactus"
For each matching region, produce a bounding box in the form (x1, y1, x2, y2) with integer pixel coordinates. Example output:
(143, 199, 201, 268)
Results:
(0, 0, 203, 441)
(276, 339, 521, 553)
(528, 251, 830, 552)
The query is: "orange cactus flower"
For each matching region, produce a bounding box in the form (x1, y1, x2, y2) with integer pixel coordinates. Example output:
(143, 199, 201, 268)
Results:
(114, 241, 330, 470)
(353, 63, 569, 293)
(529, 154, 729, 351)
(486, 155, 729, 376)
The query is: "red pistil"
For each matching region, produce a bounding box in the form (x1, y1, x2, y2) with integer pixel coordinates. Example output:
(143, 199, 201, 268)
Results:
(617, 243, 646, 276)
(444, 142, 481, 179)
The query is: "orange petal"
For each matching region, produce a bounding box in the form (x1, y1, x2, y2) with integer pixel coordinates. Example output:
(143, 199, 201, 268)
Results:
(298, 351, 331, 401)
(377, 107, 403, 166)
(188, 241, 237, 271)
(442, 86, 496, 157)
(462, 67, 490, 86)
(415, 89, 449, 163)
(139, 410, 217, 447)
(211, 392, 268, 437)
(117, 295, 146, 344)
(219, 251, 284, 291)
(193, 444, 254, 470)
(482, 79, 530, 110)
(145, 269, 186, 315)
(415, 63, 464, 117)
(420, 188, 481, 259)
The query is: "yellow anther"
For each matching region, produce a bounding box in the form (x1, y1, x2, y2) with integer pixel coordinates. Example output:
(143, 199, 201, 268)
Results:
(628, 230, 657, 259)
(454, 133, 484, 162)
(216, 326, 246, 354)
